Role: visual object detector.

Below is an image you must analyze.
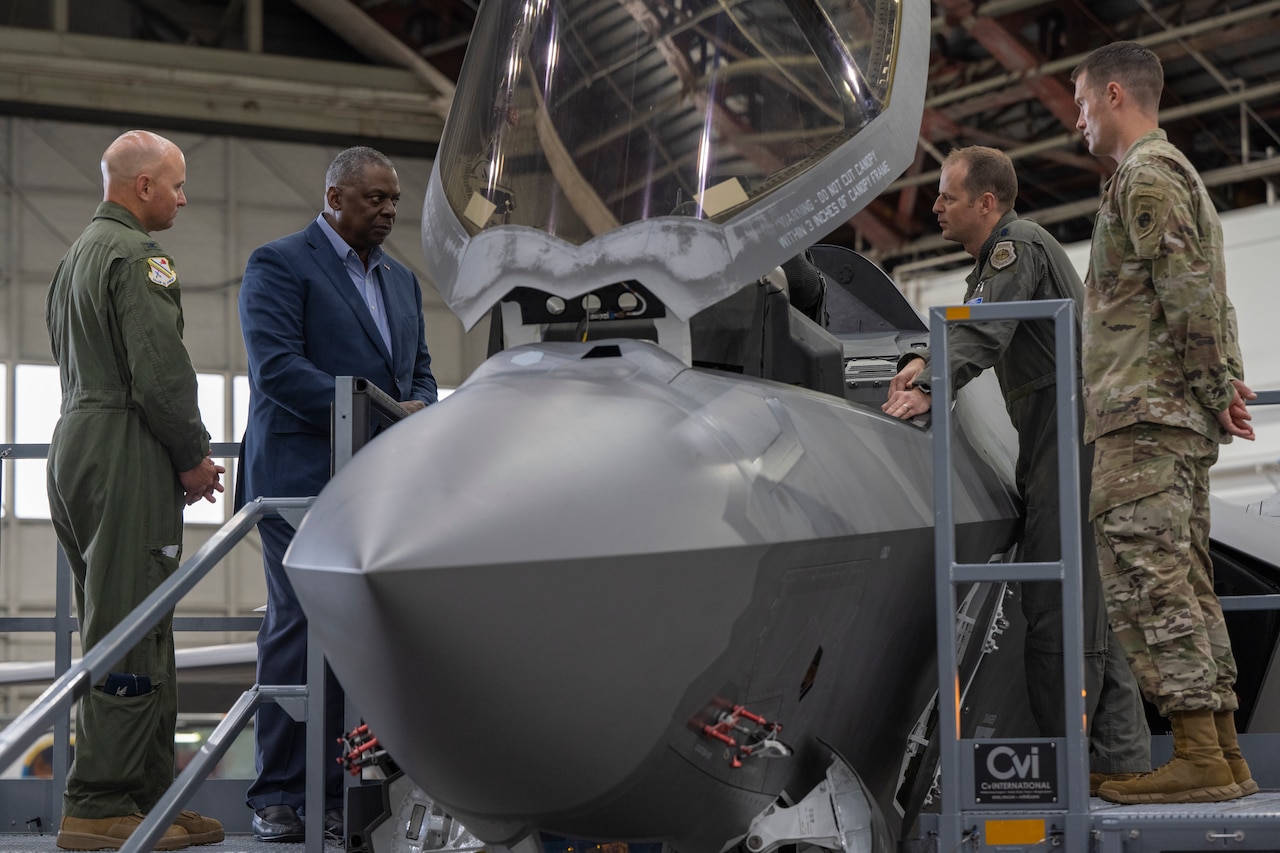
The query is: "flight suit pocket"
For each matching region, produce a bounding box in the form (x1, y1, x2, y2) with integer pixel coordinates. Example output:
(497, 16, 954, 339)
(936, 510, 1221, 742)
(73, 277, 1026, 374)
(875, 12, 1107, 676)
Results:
(123, 544, 181, 680)
(146, 543, 181, 588)
(78, 687, 160, 787)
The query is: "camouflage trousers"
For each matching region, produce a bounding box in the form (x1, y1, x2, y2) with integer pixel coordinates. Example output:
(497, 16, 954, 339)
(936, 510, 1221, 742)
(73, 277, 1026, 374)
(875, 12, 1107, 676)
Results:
(1089, 422, 1237, 717)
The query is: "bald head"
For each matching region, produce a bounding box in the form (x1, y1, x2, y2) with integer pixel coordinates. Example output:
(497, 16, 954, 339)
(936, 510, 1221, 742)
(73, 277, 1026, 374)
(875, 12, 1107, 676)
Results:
(101, 130, 188, 233)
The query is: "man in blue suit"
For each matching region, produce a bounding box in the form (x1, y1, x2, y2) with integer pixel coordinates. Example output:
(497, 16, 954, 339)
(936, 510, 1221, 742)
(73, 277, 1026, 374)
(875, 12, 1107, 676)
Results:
(238, 146, 437, 841)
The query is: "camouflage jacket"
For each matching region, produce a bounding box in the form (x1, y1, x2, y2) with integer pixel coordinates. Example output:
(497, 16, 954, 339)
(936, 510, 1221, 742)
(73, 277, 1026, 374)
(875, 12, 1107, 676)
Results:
(1082, 130, 1243, 444)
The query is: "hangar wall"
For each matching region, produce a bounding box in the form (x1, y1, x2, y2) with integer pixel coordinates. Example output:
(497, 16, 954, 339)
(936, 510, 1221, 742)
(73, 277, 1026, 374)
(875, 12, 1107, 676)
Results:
(0, 115, 486, 712)
(894, 202, 1280, 506)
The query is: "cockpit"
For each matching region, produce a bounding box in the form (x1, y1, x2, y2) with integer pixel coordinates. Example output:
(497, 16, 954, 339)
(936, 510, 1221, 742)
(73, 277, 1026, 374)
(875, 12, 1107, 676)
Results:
(422, 0, 927, 345)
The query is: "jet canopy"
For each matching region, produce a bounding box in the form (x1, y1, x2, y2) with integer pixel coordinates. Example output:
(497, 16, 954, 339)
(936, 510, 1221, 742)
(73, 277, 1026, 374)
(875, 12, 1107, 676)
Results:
(423, 0, 927, 329)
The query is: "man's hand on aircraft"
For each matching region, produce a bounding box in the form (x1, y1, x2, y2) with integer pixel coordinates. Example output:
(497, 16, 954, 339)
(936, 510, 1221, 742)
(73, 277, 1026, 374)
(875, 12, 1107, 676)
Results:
(888, 356, 924, 394)
(883, 359, 932, 420)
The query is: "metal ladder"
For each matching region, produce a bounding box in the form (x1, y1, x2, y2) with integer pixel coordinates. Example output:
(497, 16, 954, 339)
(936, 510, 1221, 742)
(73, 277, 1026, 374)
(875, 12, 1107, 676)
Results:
(925, 297, 1094, 851)
(919, 299, 1280, 852)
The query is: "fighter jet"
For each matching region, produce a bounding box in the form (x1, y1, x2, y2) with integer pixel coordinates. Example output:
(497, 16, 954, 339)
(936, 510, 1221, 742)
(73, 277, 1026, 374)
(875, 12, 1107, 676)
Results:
(285, 0, 1280, 848)
(282, 0, 1036, 850)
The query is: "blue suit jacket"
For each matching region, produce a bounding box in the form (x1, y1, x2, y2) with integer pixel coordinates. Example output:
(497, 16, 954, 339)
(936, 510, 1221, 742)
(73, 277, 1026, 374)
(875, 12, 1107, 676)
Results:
(239, 219, 436, 502)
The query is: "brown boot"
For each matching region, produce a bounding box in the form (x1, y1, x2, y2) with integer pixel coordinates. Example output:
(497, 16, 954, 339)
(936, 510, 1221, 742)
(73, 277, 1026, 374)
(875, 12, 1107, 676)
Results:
(1097, 710, 1243, 804)
(1090, 772, 1141, 796)
(1215, 709, 1260, 795)
(56, 813, 189, 851)
(173, 810, 225, 846)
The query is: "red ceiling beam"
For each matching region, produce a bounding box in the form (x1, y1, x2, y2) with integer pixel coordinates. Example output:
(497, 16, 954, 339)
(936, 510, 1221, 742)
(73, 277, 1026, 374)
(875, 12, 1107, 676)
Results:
(933, 0, 1081, 131)
(895, 144, 928, 234)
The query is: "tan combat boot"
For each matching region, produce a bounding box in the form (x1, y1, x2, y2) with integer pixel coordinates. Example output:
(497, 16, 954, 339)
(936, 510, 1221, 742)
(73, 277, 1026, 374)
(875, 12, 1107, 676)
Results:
(173, 810, 225, 846)
(1089, 772, 1141, 796)
(1215, 709, 1259, 795)
(1097, 709, 1243, 804)
(56, 813, 189, 851)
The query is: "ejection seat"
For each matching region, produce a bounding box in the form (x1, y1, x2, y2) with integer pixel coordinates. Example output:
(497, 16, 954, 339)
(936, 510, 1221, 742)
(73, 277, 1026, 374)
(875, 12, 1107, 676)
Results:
(689, 251, 845, 397)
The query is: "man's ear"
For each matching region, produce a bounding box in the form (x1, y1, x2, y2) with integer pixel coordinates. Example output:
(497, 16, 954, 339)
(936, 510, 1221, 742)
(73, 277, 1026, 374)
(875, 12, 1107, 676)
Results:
(1107, 80, 1124, 108)
(325, 185, 342, 212)
(135, 173, 152, 201)
(979, 191, 998, 215)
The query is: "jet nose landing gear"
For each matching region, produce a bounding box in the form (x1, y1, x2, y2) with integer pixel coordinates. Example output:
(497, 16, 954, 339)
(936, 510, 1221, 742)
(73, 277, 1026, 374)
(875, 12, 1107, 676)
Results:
(735, 750, 891, 853)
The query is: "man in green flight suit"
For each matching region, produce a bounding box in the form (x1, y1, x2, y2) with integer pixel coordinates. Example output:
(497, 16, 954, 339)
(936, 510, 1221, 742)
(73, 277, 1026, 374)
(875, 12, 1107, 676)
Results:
(883, 146, 1151, 792)
(46, 130, 226, 851)
(1073, 41, 1257, 805)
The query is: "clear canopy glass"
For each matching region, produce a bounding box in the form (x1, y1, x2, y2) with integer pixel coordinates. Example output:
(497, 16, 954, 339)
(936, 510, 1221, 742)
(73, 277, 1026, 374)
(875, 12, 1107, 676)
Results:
(424, 0, 924, 329)
(436, 0, 901, 243)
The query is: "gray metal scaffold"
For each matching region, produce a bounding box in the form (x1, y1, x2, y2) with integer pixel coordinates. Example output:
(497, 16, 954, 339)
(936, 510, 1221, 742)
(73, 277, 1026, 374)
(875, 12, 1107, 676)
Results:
(0, 376, 404, 853)
(919, 298, 1280, 852)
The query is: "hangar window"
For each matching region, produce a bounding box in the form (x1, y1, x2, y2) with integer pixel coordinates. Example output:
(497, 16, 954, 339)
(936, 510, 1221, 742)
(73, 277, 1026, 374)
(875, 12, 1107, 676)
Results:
(7, 365, 239, 523)
(12, 364, 60, 520)
(185, 373, 228, 526)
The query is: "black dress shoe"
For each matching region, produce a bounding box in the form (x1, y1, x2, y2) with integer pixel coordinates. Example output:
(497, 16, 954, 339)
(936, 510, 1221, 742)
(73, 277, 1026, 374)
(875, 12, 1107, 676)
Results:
(324, 809, 343, 840)
(252, 805, 305, 843)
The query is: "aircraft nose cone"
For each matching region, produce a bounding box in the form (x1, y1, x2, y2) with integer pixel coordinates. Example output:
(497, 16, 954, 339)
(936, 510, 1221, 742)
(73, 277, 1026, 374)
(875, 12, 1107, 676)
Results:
(288, 344, 758, 577)
(284, 342, 781, 819)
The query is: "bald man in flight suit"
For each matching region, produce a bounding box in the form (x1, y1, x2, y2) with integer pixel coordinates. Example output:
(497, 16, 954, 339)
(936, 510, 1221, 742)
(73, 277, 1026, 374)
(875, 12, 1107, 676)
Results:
(47, 130, 225, 850)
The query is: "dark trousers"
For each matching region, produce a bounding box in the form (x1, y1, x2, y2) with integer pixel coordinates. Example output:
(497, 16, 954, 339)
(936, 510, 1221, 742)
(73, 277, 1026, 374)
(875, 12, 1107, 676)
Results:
(247, 516, 345, 812)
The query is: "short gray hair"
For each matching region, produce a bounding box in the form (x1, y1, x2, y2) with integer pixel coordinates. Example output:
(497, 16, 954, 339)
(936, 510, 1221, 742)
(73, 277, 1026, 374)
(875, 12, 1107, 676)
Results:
(324, 146, 395, 198)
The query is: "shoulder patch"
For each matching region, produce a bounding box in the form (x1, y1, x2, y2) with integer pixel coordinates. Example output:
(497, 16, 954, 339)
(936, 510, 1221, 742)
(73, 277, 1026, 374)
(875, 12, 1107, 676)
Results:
(989, 241, 1016, 270)
(1131, 188, 1165, 251)
(146, 257, 177, 287)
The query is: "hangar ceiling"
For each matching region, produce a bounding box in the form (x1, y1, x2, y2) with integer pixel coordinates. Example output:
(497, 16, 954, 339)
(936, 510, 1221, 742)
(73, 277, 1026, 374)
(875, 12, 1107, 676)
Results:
(0, 0, 1276, 273)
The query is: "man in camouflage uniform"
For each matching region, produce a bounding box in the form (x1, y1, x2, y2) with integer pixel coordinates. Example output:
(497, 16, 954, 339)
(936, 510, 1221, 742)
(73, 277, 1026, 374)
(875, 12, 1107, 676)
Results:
(46, 130, 226, 850)
(884, 146, 1150, 790)
(1072, 42, 1258, 804)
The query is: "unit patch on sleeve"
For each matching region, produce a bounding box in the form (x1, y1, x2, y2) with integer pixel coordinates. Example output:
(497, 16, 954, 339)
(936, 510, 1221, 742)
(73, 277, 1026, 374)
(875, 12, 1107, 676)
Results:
(989, 241, 1016, 270)
(147, 257, 177, 287)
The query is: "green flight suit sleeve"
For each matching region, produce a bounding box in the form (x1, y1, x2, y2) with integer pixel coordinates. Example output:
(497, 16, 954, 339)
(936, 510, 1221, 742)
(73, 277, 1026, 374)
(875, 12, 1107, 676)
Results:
(898, 349, 927, 369)
(1122, 161, 1241, 416)
(944, 242, 1038, 393)
(895, 349, 931, 390)
(112, 253, 210, 473)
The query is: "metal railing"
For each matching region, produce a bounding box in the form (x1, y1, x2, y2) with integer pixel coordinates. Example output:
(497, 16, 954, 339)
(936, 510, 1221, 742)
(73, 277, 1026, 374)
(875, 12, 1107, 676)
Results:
(930, 298, 1090, 851)
(924, 301, 1280, 851)
(0, 439, 257, 835)
(0, 497, 314, 849)
(0, 376, 406, 850)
